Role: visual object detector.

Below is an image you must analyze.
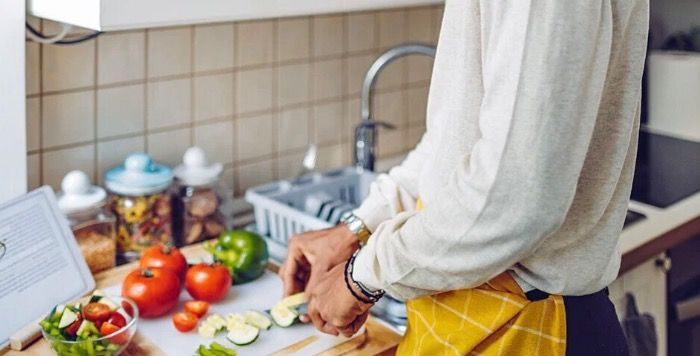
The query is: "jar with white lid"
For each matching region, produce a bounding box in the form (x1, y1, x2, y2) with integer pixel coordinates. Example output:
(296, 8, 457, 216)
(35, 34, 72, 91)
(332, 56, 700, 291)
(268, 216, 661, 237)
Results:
(104, 153, 174, 262)
(57, 170, 116, 273)
(172, 147, 228, 246)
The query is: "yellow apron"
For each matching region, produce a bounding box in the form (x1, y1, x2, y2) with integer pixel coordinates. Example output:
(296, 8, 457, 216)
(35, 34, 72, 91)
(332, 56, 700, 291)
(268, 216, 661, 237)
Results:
(397, 201, 567, 355)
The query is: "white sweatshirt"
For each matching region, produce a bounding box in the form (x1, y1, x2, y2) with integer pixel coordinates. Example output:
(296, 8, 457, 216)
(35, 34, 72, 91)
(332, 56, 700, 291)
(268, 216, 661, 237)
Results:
(352, 0, 649, 300)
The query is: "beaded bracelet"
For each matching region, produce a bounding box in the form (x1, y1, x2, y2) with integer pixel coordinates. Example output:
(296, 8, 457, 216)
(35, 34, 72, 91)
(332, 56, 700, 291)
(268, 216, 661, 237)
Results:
(344, 249, 385, 304)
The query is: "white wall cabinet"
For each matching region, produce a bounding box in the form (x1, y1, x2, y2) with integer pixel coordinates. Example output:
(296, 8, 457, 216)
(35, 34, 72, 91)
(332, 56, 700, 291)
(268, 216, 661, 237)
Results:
(27, 0, 443, 31)
(609, 254, 669, 356)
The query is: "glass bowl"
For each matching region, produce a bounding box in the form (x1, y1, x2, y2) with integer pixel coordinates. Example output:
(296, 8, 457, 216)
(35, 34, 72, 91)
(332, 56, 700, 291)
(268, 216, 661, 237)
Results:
(40, 296, 139, 356)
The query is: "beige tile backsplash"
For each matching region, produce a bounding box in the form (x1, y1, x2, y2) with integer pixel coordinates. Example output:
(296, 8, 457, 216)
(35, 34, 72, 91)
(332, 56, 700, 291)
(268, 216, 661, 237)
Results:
(26, 5, 441, 198)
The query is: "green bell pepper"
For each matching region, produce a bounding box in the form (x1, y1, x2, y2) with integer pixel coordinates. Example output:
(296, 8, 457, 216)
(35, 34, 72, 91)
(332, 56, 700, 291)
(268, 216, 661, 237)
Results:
(204, 230, 268, 284)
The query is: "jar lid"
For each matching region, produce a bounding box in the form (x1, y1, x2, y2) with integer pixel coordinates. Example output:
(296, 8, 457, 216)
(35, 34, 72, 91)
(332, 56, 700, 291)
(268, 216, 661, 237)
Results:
(174, 146, 223, 186)
(57, 170, 107, 214)
(104, 153, 173, 195)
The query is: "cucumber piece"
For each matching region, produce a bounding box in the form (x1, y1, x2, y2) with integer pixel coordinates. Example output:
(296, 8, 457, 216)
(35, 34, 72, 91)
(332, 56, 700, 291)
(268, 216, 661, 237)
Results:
(225, 314, 246, 331)
(270, 303, 298, 328)
(58, 308, 78, 329)
(205, 314, 227, 331)
(50, 304, 66, 323)
(243, 311, 271, 330)
(76, 320, 98, 337)
(97, 296, 119, 311)
(226, 324, 259, 346)
(89, 291, 104, 304)
(281, 293, 307, 309)
(198, 324, 218, 339)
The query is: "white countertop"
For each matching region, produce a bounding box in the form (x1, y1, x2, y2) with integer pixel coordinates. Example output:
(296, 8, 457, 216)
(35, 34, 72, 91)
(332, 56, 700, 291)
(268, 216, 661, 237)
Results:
(620, 191, 700, 255)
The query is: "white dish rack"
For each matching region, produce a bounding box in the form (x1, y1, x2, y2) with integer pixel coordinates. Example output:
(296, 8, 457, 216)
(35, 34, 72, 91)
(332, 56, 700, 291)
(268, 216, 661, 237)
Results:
(245, 167, 376, 248)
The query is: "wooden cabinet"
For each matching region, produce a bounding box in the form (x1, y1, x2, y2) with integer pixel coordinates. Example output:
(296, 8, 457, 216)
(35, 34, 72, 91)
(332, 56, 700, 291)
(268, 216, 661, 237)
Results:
(609, 253, 669, 356)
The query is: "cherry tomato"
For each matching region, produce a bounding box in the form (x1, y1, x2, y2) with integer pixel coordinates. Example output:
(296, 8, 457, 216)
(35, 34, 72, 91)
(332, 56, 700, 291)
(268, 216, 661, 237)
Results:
(122, 267, 180, 318)
(83, 303, 111, 323)
(172, 312, 198, 333)
(184, 300, 209, 318)
(107, 311, 127, 328)
(139, 244, 188, 282)
(121, 301, 134, 317)
(100, 322, 129, 345)
(185, 264, 231, 303)
(64, 313, 82, 337)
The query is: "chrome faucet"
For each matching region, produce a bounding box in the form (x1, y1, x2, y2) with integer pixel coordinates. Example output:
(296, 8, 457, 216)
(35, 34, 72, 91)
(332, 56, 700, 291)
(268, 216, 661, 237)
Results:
(354, 43, 436, 171)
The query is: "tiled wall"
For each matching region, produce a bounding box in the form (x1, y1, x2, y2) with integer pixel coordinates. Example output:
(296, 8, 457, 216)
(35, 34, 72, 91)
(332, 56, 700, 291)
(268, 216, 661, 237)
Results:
(26, 6, 442, 197)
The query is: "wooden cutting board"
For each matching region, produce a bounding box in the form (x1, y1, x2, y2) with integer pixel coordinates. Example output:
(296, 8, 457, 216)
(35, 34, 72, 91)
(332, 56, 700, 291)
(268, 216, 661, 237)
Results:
(102, 271, 364, 356)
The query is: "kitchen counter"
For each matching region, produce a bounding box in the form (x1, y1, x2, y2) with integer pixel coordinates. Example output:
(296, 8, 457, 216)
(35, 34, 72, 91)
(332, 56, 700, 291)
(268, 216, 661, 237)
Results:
(619, 190, 700, 273)
(6, 243, 401, 356)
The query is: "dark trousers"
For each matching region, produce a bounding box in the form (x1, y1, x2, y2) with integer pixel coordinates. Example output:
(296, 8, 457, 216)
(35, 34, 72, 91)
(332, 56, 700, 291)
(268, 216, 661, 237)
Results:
(525, 288, 629, 356)
(563, 289, 629, 356)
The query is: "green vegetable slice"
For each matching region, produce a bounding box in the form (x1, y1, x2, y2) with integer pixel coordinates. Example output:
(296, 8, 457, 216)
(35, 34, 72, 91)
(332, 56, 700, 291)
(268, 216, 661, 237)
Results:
(226, 324, 259, 346)
(58, 308, 78, 329)
(243, 311, 271, 330)
(270, 303, 298, 328)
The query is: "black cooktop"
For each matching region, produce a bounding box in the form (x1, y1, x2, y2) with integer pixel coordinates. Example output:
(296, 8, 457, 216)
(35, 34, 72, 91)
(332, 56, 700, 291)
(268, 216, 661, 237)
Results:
(630, 130, 700, 208)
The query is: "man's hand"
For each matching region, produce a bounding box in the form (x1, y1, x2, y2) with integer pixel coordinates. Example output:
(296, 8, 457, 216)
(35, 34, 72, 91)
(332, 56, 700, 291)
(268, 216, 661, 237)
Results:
(279, 225, 359, 296)
(305, 263, 373, 337)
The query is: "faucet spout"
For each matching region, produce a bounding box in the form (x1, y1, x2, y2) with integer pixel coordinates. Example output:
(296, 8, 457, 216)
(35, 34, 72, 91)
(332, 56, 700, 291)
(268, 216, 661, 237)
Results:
(355, 43, 436, 171)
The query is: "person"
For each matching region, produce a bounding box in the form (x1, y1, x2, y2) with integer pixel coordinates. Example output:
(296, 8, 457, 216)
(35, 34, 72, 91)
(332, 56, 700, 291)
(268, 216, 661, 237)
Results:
(280, 1, 648, 354)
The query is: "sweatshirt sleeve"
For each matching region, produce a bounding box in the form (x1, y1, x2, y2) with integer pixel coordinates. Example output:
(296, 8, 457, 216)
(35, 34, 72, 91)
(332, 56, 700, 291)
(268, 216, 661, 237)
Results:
(352, 1, 616, 300)
(352, 126, 435, 232)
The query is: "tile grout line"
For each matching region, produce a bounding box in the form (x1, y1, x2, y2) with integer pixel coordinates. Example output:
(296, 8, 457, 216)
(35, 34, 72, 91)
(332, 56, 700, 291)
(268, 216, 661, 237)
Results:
(189, 25, 196, 146)
(231, 22, 238, 192)
(143, 29, 150, 153)
(93, 31, 99, 183)
(271, 19, 280, 181)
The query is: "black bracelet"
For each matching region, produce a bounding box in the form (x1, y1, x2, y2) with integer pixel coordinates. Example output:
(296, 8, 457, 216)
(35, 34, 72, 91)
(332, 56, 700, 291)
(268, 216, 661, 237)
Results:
(344, 255, 374, 304)
(344, 250, 385, 304)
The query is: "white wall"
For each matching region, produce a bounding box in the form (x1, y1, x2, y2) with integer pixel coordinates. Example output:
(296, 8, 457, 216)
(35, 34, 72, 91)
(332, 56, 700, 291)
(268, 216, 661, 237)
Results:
(0, 0, 27, 202)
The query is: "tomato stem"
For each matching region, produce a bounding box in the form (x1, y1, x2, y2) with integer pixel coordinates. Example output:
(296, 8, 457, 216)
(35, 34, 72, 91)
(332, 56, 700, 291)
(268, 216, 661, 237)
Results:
(142, 268, 154, 278)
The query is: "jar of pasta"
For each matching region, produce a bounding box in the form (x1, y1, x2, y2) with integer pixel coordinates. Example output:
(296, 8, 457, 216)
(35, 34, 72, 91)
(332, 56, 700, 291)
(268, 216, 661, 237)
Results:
(172, 147, 228, 246)
(57, 170, 116, 273)
(104, 153, 174, 263)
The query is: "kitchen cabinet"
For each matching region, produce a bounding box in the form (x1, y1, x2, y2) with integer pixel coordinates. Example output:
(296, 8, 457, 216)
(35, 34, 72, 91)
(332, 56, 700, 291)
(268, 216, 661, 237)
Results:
(609, 253, 669, 356)
(27, 0, 443, 31)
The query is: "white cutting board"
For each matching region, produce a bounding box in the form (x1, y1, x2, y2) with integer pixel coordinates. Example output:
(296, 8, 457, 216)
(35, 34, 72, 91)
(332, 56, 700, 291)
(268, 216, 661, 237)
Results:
(104, 272, 359, 356)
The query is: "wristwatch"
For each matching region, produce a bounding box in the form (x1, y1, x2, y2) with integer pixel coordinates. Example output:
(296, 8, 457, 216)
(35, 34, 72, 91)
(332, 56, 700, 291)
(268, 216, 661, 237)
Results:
(341, 213, 371, 245)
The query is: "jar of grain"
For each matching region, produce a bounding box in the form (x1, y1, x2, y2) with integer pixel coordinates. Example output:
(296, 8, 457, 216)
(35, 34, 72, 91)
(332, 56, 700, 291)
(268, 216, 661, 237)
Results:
(57, 170, 116, 274)
(172, 147, 228, 246)
(105, 153, 174, 263)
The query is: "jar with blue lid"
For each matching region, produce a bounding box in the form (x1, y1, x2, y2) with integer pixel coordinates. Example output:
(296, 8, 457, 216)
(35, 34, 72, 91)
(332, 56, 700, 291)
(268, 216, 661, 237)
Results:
(104, 153, 174, 262)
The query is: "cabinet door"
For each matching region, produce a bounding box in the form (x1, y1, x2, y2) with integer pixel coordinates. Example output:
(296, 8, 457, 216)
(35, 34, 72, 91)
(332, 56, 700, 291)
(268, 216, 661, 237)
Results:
(609, 254, 668, 356)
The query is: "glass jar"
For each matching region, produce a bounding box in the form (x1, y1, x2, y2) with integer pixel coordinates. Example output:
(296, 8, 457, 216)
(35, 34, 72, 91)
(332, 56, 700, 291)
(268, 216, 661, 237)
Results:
(57, 170, 116, 273)
(104, 153, 174, 263)
(172, 147, 228, 246)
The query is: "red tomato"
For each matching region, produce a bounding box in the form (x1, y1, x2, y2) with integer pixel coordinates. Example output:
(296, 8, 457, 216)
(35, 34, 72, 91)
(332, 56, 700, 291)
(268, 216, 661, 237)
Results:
(121, 301, 134, 317)
(172, 312, 198, 333)
(184, 301, 209, 318)
(122, 267, 180, 318)
(82, 303, 111, 323)
(64, 313, 82, 337)
(139, 244, 188, 282)
(185, 264, 231, 303)
(100, 322, 129, 345)
(107, 311, 127, 328)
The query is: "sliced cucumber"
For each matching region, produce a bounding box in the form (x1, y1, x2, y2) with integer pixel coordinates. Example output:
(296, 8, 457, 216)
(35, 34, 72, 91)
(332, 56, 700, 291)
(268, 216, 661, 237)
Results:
(76, 320, 98, 337)
(205, 314, 227, 331)
(58, 308, 78, 328)
(281, 292, 307, 309)
(50, 304, 66, 322)
(97, 296, 119, 311)
(225, 314, 246, 330)
(198, 324, 217, 339)
(270, 303, 298, 328)
(89, 289, 106, 303)
(244, 311, 272, 330)
(226, 324, 259, 346)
